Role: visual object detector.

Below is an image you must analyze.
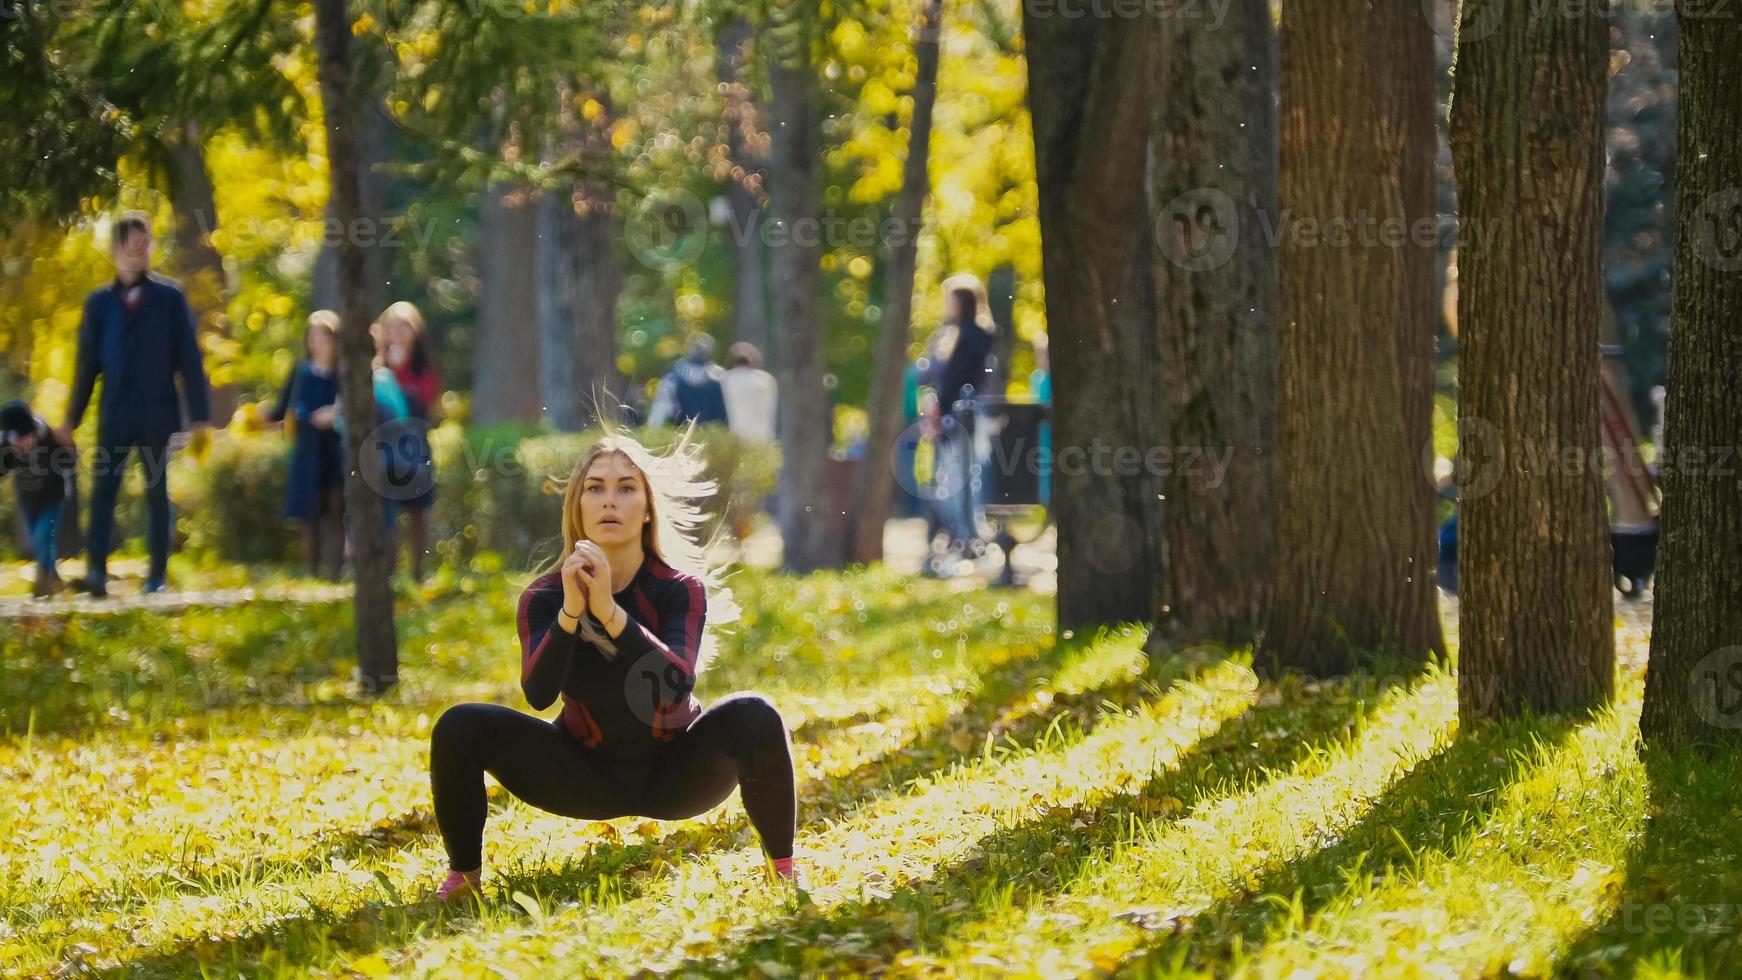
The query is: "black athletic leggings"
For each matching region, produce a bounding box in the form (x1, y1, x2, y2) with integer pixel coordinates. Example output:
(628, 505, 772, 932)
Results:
(430, 692, 796, 873)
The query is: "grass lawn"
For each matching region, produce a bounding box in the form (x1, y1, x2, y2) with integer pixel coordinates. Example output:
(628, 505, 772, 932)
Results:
(0, 565, 1736, 977)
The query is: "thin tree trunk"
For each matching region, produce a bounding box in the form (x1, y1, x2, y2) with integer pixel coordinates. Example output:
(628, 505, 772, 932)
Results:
(718, 16, 770, 356)
(474, 183, 544, 426)
(848, 0, 942, 565)
(1265, 0, 1445, 675)
(1639, 5, 1742, 749)
(987, 264, 1015, 398)
(1144, 0, 1278, 653)
(1450, 0, 1613, 720)
(766, 3, 836, 572)
(1023, 1, 1165, 631)
(312, 42, 391, 318)
(164, 123, 237, 423)
(315, 0, 398, 695)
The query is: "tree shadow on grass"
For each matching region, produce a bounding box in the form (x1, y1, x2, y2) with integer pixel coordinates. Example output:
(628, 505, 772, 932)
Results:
(683, 665, 1425, 975)
(1121, 709, 1583, 976)
(1557, 745, 1742, 978)
(99, 632, 1196, 978)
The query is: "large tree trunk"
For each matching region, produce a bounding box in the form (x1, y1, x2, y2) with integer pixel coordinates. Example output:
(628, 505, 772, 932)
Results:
(1265, 0, 1445, 675)
(537, 186, 622, 430)
(537, 186, 585, 431)
(766, 6, 836, 572)
(315, 0, 398, 695)
(164, 123, 237, 423)
(1450, 0, 1613, 720)
(1144, 0, 1278, 653)
(1023, 1, 1165, 631)
(473, 184, 544, 426)
(1639, 7, 1742, 749)
(848, 0, 942, 565)
(538, 80, 622, 431)
(718, 16, 770, 357)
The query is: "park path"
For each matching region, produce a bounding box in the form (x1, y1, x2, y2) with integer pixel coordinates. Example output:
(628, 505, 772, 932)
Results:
(0, 557, 351, 619)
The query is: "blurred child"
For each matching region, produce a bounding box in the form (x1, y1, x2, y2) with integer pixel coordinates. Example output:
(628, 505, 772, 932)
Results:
(1, 400, 77, 598)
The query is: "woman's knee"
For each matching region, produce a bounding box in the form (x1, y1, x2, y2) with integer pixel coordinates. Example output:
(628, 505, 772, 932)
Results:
(431, 702, 496, 758)
(713, 692, 789, 744)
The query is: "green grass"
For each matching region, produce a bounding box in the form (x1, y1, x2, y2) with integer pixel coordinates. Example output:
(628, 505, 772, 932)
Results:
(0, 566, 1735, 978)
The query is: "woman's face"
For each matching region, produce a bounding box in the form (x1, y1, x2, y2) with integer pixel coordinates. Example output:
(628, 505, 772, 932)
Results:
(309, 327, 335, 363)
(944, 291, 962, 324)
(385, 317, 414, 367)
(578, 452, 649, 548)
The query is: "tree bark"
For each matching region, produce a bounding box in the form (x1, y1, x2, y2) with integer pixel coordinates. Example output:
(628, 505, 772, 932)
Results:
(986, 264, 1016, 398)
(473, 183, 544, 426)
(1639, 4, 1742, 749)
(1023, 0, 1165, 631)
(1144, 0, 1278, 653)
(538, 184, 622, 430)
(1265, 0, 1445, 675)
(765, 2, 837, 572)
(718, 16, 771, 357)
(164, 123, 237, 423)
(312, 41, 391, 319)
(315, 0, 398, 695)
(1450, 0, 1613, 720)
(537, 80, 622, 430)
(848, 0, 942, 565)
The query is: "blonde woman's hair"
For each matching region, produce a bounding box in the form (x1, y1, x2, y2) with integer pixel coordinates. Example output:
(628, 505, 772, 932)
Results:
(379, 300, 435, 375)
(537, 419, 739, 670)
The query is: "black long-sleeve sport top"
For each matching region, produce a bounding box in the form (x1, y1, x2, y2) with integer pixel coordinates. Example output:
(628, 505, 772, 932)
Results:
(517, 553, 707, 749)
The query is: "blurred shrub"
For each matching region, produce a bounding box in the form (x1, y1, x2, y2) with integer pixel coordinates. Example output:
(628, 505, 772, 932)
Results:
(175, 430, 298, 563)
(3, 423, 779, 571)
(430, 422, 781, 573)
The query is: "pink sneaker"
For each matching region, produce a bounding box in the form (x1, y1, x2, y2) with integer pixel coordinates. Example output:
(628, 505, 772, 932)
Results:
(436, 869, 481, 902)
(770, 856, 807, 889)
